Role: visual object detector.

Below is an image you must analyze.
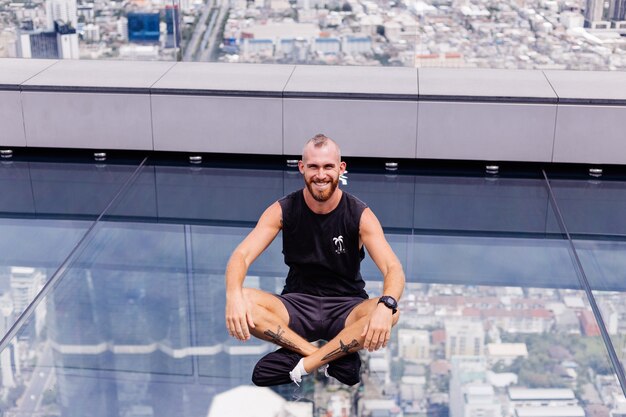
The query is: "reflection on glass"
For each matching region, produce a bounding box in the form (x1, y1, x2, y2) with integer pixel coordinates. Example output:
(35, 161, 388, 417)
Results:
(549, 179, 626, 238)
(0, 160, 140, 340)
(400, 235, 580, 289)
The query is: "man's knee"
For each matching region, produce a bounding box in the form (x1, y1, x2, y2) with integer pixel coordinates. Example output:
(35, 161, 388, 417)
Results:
(242, 288, 289, 323)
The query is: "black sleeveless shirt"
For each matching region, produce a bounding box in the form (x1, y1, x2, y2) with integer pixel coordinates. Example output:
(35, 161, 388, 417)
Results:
(279, 189, 369, 299)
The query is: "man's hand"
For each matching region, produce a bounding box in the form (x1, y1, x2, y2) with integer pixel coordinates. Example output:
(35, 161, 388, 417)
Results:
(361, 303, 394, 351)
(225, 290, 255, 341)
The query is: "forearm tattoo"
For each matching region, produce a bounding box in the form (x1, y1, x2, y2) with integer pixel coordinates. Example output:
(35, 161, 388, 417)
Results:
(322, 339, 360, 361)
(264, 325, 298, 350)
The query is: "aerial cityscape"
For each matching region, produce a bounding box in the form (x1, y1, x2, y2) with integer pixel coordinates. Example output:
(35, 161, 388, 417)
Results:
(0, 0, 625, 412)
(0, 0, 625, 69)
(0, 265, 625, 417)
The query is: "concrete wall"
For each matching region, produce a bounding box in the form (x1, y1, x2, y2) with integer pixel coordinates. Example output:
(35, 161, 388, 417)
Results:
(1, 58, 625, 165)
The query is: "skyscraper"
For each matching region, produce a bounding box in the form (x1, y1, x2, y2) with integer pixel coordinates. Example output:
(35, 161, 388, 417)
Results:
(17, 21, 78, 59)
(45, 0, 78, 30)
(585, 0, 607, 25)
(612, 0, 626, 20)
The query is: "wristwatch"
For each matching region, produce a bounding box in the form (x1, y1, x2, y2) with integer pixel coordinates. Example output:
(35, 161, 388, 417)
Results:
(378, 295, 398, 314)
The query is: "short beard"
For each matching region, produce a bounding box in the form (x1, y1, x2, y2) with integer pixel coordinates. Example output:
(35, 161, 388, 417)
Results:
(306, 177, 339, 202)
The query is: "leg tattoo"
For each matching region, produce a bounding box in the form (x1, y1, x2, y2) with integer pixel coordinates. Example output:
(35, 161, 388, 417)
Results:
(322, 339, 360, 361)
(263, 325, 299, 350)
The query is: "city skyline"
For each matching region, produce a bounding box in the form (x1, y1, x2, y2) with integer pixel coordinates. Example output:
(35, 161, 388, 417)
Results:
(1, 0, 626, 69)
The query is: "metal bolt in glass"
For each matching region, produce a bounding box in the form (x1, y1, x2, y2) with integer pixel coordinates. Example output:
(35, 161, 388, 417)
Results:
(286, 159, 299, 167)
(94, 152, 106, 162)
(0, 150, 13, 159)
(486, 165, 499, 175)
(385, 162, 398, 171)
(589, 168, 602, 178)
(189, 156, 202, 164)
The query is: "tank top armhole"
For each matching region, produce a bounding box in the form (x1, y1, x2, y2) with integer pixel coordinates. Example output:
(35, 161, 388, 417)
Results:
(344, 192, 368, 231)
(278, 190, 302, 229)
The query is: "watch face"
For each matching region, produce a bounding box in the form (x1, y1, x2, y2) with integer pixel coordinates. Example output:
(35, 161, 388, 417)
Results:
(382, 296, 397, 308)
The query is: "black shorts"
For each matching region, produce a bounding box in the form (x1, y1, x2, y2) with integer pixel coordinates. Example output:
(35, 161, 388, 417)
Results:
(274, 293, 367, 341)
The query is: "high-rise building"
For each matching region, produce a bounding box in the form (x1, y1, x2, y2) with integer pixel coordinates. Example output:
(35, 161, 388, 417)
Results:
(612, 0, 626, 20)
(445, 320, 485, 359)
(398, 329, 430, 363)
(165, 6, 180, 49)
(449, 357, 502, 417)
(45, 0, 78, 30)
(127, 13, 160, 44)
(55, 21, 79, 59)
(585, 0, 610, 27)
(17, 21, 78, 59)
(10, 267, 44, 314)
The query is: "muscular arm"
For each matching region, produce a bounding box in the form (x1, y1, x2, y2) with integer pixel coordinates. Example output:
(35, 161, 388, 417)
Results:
(360, 208, 405, 300)
(225, 202, 282, 340)
(359, 207, 405, 350)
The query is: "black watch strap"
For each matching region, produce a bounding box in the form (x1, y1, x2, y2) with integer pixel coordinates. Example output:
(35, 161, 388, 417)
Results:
(378, 296, 398, 314)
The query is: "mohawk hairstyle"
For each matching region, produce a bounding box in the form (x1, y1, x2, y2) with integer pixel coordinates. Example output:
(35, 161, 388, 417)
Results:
(302, 134, 341, 160)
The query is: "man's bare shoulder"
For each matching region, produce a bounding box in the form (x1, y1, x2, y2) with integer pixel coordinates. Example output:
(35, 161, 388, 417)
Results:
(258, 201, 283, 230)
(359, 207, 380, 231)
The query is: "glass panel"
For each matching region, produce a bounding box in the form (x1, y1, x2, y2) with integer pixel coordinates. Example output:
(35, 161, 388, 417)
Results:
(191, 224, 286, 381)
(152, 165, 285, 224)
(410, 175, 561, 235)
(43, 221, 192, 376)
(549, 178, 626, 238)
(550, 177, 626, 383)
(0, 158, 141, 338)
(1, 166, 624, 417)
(380, 176, 623, 417)
(574, 240, 626, 361)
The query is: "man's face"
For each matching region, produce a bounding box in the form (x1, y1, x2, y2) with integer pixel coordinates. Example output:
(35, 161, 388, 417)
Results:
(299, 144, 346, 202)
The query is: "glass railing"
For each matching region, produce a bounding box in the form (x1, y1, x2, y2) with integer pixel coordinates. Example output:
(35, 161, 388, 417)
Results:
(0, 156, 625, 416)
(0, 155, 143, 338)
(549, 173, 626, 402)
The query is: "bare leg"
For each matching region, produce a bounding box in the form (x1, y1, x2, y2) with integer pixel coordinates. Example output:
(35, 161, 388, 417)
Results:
(301, 299, 400, 372)
(244, 288, 317, 357)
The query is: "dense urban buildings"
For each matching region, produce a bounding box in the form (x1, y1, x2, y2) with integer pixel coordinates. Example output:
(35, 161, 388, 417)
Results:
(0, 0, 625, 68)
(1, 263, 625, 416)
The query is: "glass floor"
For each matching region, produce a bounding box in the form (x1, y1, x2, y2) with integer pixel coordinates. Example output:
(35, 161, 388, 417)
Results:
(1, 153, 626, 417)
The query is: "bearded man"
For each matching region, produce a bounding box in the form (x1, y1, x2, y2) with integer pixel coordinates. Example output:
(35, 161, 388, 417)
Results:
(225, 134, 405, 386)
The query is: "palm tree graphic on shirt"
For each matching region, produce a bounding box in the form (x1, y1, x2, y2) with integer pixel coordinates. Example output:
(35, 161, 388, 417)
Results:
(333, 235, 345, 254)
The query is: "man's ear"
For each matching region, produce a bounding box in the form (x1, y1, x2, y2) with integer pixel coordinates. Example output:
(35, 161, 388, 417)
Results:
(298, 160, 305, 174)
(340, 161, 347, 174)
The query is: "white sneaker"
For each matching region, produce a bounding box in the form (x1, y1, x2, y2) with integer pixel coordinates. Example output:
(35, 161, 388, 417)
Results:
(289, 368, 303, 386)
(289, 358, 308, 386)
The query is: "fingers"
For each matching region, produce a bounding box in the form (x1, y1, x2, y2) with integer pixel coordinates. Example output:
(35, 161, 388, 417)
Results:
(246, 310, 256, 329)
(375, 330, 389, 351)
(382, 330, 391, 348)
(234, 317, 250, 340)
(361, 323, 369, 338)
(368, 330, 382, 352)
(364, 328, 390, 351)
(364, 327, 374, 351)
(226, 316, 251, 341)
